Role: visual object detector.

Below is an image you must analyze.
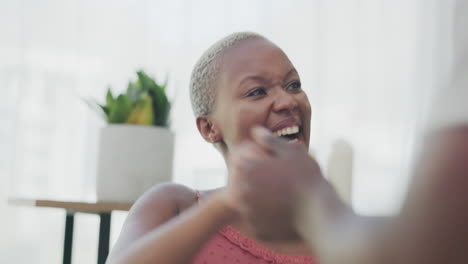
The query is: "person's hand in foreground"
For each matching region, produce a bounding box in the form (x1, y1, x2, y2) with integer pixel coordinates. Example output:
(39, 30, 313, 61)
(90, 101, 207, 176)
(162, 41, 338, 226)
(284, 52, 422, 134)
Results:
(228, 126, 327, 241)
(231, 126, 468, 264)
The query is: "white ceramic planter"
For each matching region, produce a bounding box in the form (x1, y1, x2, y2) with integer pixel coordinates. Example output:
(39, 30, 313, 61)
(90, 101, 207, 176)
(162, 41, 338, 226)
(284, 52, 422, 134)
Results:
(96, 125, 174, 202)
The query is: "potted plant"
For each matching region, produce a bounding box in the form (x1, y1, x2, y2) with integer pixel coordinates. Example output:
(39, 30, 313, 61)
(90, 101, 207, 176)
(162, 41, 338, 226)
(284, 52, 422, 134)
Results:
(87, 70, 174, 202)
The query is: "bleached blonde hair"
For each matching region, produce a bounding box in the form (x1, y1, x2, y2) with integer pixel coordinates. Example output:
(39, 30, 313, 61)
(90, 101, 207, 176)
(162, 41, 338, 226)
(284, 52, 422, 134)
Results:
(189, 31, 266, 117)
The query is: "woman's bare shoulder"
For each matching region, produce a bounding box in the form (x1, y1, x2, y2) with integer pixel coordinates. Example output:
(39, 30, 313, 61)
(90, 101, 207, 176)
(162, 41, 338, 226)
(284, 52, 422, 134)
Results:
(131, 182, 198, 215)
(111, 183, 197, 253)
(108, 183, 199, 259)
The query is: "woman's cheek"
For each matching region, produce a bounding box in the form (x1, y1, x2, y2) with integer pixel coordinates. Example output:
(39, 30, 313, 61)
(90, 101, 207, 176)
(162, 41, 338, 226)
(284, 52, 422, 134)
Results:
(236, 112, 262, 140)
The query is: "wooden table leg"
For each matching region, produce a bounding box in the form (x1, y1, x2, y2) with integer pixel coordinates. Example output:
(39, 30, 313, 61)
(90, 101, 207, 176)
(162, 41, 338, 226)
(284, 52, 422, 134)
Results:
(63, 212, 75, 264)
(97, 213, 111, 264)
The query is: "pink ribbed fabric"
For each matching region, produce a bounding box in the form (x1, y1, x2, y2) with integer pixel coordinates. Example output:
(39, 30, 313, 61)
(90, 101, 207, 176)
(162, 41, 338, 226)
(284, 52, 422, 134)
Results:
(191, 191, 317, 264)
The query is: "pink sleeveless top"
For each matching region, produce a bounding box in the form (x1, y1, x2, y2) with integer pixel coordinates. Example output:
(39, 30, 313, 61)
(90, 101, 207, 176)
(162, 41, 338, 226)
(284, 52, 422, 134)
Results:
(191, 191, 317, 264)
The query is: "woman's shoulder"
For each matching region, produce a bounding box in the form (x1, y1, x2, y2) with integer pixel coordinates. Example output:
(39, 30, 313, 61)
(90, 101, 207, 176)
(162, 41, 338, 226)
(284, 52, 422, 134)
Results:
(133, 182, 198, 213)
(108, 183, 200, 259)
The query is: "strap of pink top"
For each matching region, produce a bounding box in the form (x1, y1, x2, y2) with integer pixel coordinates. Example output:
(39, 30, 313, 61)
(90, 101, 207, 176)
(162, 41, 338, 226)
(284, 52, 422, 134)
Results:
(195, 190, 201, 203)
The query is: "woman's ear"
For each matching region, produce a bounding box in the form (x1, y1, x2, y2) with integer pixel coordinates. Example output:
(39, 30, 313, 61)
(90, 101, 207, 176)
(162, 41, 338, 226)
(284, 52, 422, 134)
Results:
(196, 116, 221, 143)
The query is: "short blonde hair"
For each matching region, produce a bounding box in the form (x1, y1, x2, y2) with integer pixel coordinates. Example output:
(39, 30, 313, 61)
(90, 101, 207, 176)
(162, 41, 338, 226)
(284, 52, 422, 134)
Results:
(189, 31, 266, 116)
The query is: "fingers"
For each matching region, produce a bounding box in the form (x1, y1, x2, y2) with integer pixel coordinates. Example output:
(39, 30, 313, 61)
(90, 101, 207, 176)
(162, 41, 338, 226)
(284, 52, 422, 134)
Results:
(251, 126, 290, 156)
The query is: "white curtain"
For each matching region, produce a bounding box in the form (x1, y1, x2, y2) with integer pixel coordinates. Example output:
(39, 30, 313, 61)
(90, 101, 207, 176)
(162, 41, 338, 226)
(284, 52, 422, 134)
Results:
(0, 0, 454, 263)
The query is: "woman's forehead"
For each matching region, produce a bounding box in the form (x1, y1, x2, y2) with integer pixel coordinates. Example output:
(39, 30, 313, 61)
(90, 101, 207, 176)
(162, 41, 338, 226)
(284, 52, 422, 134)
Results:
(219, 39, 295, 84)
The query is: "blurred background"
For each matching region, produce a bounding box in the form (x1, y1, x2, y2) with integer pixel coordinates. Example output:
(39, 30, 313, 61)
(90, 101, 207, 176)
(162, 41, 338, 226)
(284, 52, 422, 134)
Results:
(0, 0, 455, 263)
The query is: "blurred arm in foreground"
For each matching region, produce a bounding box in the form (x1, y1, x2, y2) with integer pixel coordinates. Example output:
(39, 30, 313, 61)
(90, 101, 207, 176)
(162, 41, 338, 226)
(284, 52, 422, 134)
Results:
(230, 126, 468, 264)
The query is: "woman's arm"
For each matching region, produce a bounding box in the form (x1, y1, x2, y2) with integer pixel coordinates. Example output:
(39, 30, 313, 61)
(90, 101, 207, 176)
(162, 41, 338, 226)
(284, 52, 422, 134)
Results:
(297, 127, 468, 264)
(106, 183, 238, 264)
(296, 181, 393, 264)
(229, 127, 394, 263)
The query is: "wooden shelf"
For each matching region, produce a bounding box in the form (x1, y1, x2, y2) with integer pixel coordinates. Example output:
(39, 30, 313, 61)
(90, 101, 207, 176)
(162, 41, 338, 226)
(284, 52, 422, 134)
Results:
(8, 198, 133, 213)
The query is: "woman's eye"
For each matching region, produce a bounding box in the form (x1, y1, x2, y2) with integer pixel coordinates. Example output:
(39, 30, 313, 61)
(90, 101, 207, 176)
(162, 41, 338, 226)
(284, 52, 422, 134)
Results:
(247, 88, 267, 97)
(286, 81, 302, 91)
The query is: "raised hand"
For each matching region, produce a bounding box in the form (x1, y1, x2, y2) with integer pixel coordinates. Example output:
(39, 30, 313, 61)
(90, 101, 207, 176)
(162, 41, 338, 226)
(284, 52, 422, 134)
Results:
(228, 126, 324, 241)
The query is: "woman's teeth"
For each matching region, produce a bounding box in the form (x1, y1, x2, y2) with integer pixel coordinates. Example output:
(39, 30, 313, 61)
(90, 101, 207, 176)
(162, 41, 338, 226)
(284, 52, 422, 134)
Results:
(275, 126, 299, 137)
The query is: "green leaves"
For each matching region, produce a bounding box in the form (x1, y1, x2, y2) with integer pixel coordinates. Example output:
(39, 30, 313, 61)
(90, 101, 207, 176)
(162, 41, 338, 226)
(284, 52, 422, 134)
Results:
(136, 71, 170, 126)
(86, 70, 170, 127)
(127, 94, 154, 125)
(108, 94, 132, 123)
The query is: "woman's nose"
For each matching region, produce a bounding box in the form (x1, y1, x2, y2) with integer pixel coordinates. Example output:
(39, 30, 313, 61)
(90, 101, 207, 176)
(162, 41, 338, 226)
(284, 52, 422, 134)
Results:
(272, 89, 298, 113)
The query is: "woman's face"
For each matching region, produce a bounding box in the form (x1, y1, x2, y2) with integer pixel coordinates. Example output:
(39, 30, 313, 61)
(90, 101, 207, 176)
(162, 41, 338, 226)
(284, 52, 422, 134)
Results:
(208, 38, 311, 154)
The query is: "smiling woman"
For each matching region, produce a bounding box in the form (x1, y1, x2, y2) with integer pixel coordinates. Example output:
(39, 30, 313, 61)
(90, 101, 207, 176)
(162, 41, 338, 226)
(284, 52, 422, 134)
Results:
(1, 1, 455, 263)
(106, 32, 317, 264)
(194, 32, 311, 158)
